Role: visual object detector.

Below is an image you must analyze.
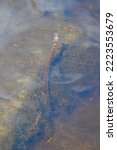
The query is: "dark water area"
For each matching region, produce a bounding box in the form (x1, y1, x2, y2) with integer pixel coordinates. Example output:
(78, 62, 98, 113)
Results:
(0, 0, 99, 150)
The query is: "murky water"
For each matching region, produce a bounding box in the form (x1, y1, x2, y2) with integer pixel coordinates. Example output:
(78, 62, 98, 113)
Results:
(0, 0, 99, 150)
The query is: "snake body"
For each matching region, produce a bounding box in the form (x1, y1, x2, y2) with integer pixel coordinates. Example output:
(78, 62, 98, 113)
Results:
(45, 33, 60, 92)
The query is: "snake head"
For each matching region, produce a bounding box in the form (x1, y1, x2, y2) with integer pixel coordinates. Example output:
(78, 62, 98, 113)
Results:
(53, 33, 59, 42)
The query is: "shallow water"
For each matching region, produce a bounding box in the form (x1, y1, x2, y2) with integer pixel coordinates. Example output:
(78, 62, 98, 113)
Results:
(0, 0, 99, 150)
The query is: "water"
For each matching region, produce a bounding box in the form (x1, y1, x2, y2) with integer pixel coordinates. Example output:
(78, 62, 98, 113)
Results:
(0, 0, 100, 150)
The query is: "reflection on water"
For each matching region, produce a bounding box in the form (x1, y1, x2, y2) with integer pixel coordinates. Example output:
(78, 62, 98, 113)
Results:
(0, 0, 99, 150)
